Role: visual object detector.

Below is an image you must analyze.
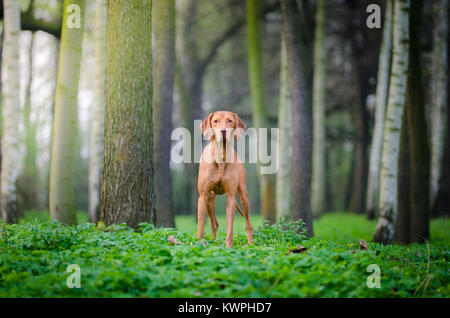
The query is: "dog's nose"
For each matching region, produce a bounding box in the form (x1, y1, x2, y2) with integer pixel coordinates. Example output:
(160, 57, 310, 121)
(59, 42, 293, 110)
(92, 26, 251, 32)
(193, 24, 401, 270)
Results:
(220, 129, 226, 134)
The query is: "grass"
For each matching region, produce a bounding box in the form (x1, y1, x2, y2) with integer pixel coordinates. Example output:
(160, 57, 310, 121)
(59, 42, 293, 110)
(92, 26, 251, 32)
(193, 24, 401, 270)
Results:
(0, 211, 448, 297)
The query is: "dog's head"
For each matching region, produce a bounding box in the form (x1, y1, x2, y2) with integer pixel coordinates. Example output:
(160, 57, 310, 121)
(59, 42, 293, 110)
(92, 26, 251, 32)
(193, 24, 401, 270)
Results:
(200, 111, 246, 142)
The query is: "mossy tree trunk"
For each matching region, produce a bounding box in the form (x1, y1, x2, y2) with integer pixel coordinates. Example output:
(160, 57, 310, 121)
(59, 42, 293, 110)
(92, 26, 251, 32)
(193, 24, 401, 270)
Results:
(88, 0, 106, 223)
(280, 0, 313, 237)
(366, 0, 393, 219)
(373, 0, 410, 245)
(100, 0, 155, 229)
(49, 0, 86, 225)
(311, 0, 326, 219)
(153, 0, 175, 227)
(1, 0, 21, 223)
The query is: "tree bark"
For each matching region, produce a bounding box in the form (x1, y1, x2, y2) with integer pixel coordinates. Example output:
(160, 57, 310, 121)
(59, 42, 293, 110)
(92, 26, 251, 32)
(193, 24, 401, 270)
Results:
(100, 0, 155, 229)
(1, 0, 21, 223)
(18, 32, 38, 213)
(407, 0, 430, 243)
(394, 107, 410, 243)
(246, 0, 276, 224)
(88, 0, 106, 223)
(280, 0, 313, 237)
(49, 0, 86, 225)
(373, 0, 410, 245)
(367, 0, 393, 219)
(311, 0, 326, 218)
(429, 0, 448, 212)
(276, 32, 291, 220)
(153, 0, 175, 227)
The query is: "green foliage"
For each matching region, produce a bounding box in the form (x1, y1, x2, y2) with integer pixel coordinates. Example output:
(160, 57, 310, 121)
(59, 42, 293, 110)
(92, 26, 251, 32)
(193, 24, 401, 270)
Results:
(0, 214, 448, 297)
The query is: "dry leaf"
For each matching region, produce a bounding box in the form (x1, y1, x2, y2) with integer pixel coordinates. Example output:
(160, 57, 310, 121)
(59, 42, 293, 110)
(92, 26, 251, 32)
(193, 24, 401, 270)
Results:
(287, 245, 307, 254)
(360, 239, 368, 250)
(168, 235, 183, 245)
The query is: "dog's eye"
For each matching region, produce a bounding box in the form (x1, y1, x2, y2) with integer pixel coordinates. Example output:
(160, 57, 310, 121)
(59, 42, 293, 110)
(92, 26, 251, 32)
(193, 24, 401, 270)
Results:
(228, 119, 232, 123)
(213, 120, 218, 123)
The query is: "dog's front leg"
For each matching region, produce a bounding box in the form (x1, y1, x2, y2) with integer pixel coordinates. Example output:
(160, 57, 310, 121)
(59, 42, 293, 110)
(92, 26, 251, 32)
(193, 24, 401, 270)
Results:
(225, 193, 236, 247)
(197, 195, 207, 239)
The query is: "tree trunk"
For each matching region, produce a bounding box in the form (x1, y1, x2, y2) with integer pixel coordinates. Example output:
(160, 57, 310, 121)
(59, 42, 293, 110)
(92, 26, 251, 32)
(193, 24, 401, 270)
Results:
(311, 0, 326, 218)
(407, 0, 430, 243)
(429, 0, 448, 212)
(49, 0, 86, 225)
(153, 0, 175, 227)
(246, 0, 276, 224)
(1, 0, 21, 223)
(280, 0, 313, 237)
(347, 0, 370, 214)
(18, 32, 38, 213)
(276, 32, 291, 220)
(100, 0, 155, 229)
(394, 107, 410, 243)
(367, 0, 393, 219)
(88, 0, 106, 223)
(373, 0, 410, 245)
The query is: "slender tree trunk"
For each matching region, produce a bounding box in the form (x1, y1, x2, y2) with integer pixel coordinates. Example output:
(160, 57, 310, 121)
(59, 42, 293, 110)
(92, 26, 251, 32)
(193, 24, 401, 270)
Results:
(177, 0, 200, 217)
(367, 0, 393, 219)
(1, 0, 21, 223)
(49, 0, 86, 225)
(407, 0, 430, 243)
(311, 0, 326, 218)
(19, 32, 38, 212)
(100, 0, 155, 229)
(347, 1, 369, 214)
(394, 107, 410, 243)
(276, 32, 291, 220)
(88, 0, 106, 223)
(429, 0, 448, 212)
(280, 0, 313, 237)
(373, 0, 410, 245)
(246, 0, 276, 224)
(153, 0, 175, 227)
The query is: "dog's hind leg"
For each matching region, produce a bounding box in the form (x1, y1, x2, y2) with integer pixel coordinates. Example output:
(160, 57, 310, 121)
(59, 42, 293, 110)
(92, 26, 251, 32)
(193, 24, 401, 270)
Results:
(238, 185, 253, 245)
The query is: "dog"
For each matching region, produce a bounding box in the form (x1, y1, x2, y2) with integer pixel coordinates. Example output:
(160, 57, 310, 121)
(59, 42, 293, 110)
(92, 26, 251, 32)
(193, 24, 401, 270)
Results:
(197, 111, 253, 247)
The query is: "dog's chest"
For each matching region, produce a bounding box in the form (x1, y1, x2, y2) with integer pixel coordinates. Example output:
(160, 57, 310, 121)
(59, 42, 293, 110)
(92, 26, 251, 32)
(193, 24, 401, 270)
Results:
(211, 163, 228, 195)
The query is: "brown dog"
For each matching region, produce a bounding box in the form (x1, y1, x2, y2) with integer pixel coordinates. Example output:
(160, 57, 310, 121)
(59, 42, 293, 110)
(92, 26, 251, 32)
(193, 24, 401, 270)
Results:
(197, 111, 253, 247)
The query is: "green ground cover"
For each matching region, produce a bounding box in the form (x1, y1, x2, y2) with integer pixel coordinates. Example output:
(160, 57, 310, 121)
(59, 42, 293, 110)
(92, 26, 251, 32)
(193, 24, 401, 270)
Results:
(1, 211, 448, 297)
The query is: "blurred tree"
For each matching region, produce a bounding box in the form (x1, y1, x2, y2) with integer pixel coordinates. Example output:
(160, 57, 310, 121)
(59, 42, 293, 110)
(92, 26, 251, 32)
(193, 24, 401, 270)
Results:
(88, 0, 106, 223)
(275, 33, 291, 220)
(406, 0, 429, 243)
(1, 0, 21, 223)
(1, 0, 63, 37)
(374, 0, 410, 245)
(311, 0, 326, 219)
(394, 107, 410, 243)
(49, 0, 86, 224)
(100, 0, 155, 228)
(429, 0, 448, 213)
(346, 0, 370, 214)
(153, 0, 175, 227)
(366, 0, 393, 219)
(280, 0, 313, 237)
(17, 32, 38, 213)
(246, 0, 275, 224)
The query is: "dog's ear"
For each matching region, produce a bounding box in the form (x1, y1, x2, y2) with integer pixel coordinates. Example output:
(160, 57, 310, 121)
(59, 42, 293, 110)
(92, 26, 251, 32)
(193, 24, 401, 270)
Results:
(233, 113, 247, 141)
(201, 113, 214, 140)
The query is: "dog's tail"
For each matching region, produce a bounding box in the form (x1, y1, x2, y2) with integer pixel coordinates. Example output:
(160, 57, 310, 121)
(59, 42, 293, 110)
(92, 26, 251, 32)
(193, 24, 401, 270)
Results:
(235, 200, 245, 217)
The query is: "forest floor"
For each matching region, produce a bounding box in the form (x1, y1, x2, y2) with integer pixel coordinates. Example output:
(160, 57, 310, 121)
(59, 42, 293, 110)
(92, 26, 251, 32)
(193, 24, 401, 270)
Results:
(0, 212, 448, 297)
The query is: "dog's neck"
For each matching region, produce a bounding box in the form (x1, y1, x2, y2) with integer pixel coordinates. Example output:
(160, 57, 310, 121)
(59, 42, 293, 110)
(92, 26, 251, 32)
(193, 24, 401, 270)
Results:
(210, 138, 234, 176)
